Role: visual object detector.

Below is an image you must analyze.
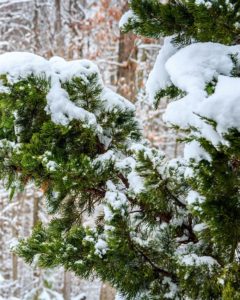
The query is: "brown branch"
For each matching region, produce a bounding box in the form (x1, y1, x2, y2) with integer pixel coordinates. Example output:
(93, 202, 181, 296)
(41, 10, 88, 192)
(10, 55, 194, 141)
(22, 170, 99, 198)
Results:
(133, 243, 177, 282)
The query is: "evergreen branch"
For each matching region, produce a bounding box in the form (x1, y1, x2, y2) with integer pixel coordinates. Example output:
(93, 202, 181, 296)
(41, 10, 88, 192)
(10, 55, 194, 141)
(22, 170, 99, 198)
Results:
(132, 243, 177, 282)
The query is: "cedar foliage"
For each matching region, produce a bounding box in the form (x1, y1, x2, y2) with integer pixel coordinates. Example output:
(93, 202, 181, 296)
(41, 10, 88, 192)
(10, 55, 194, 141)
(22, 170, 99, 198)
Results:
(1, 1, 240, 299)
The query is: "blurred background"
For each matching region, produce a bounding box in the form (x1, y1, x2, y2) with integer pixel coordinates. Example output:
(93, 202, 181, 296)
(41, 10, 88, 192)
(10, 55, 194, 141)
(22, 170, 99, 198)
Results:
(0, 0, 180, 299)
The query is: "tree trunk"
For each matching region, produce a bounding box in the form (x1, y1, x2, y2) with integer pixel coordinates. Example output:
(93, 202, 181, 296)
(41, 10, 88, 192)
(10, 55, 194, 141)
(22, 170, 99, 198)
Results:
(33, 0, 41, 52)
(33, 191, 39, 227)
(99, 282, 116, 300)
(12, 193, 23, 298)
(63, 270, 71, 300)
(32, 189, 41, 298)
(55, 0, 63, 56)
(117, 1, 138, 101)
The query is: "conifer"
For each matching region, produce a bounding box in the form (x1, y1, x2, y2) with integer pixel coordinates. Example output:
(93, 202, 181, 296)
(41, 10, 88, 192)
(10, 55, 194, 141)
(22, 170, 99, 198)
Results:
(1, 1, 240, 299)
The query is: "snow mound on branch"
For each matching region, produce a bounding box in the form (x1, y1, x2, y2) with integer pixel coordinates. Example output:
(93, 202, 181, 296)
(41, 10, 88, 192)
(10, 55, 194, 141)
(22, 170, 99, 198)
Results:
(146, 37, 178, 104)
(149, 40, 240, 158)
(119, 10, 135, 29)
(0, 52, 134, 131)
(180, 253, 219, 268)
(165, 42, 240, 133)
(101, 87, 135, 112)
(49, 56, 100, 83)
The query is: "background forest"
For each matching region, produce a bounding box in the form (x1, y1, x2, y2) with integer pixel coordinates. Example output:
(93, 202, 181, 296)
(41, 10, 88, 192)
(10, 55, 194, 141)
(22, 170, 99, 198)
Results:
(0, 1, 179, 299)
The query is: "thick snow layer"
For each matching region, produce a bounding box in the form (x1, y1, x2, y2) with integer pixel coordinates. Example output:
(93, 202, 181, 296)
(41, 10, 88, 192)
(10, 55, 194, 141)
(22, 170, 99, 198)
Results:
(146, 37, 178, 104)
(149, 40, 240, 161)
(149, 40, 240, 137)
(0, 52, 97, 127)
(184, 141, 211, 162)
(198, 76, 240, 133)
(0, 52, 134, 142)
(49, 56, 101, 83)
(101, 87, 135, 112)
(0, 52, 50, 78)
(163, 42, 240, 135)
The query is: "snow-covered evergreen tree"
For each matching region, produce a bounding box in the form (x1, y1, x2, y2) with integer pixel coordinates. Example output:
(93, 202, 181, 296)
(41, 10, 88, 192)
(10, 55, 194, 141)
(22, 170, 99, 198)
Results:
(1, 0, 240, 299)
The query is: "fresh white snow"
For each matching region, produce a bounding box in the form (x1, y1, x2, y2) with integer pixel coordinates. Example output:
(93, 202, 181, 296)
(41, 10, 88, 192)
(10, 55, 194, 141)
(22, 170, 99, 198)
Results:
(146, 37, 178, 104)
(148, 39, 240, 162)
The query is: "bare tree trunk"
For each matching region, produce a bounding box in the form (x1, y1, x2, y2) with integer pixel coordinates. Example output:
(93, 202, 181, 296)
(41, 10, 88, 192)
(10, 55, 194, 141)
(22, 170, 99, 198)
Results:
(32, 189, 40, 298)
(55, 0, 63, 56)
(12, 250, 18, 282)
(99, 282, 116, 300)
(33, 0, 41, 52)
(33, 191, 39, 227)
(67, 0, 86, 59)
(63, 270, 71, 300)
(0, 194, 4, 277)
(12, 193, 23, 297)
(117, 1, 138, 101)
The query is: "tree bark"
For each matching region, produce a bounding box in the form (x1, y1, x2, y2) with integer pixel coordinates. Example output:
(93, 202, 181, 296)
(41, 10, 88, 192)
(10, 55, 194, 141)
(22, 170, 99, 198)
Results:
(99, 282, 116, 300)
(63, 270, 71, 300)
(117, 1, 138, 101)
(12, 192, 24, 298)
(33, 0, 41, 52)
(55, 0, 63, 56)
(33, 190, 39, 227)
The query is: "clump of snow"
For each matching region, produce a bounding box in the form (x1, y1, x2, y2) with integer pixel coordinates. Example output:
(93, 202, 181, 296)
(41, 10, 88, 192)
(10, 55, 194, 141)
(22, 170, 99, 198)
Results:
(105, 190, 127, 213)
(128, 170, 144, 194)
(162, 42, 240, 137)
(103, 180, 128, 220)
(92, 150, 116, 170)
(41, 151, 58, 172)
(0, 52, 135, 148)
(163, 277, 179, 299)
(146, 37, 178, 104)
(103, 205, 114, 223)
(94, 238, 108, 257)
(186, 190, 205, 206)
(0, 52, 50, 80)
(193, 223, 207, 232)
(184, 141, 211, 162)
(166, 43, 238, 94)
(195, 0, 212, 8)
(115, 157, 144, 195)
(180, 253, 219, 268)
(101, 87, 135, 112)
(148, 40, 240, 162)
(130, 143, 165, 170)
(45, 161, 58, 172)
(0, 52, 98, 128)
(84, 235, 94, 243)
(49, 56, 101, 83)
(198, 76, 240, 133)
(119, 10, 135, 29)
(45, 81, 97, 127)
